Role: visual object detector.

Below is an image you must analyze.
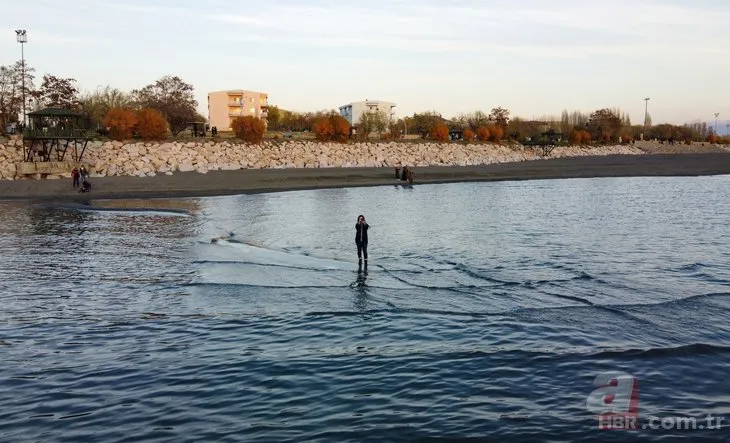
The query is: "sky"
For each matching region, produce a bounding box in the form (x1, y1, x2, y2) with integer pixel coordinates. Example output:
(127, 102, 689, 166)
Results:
(1, 0, 729, 130)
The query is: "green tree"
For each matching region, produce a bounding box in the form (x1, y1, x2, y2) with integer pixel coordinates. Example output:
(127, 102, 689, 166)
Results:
(266, 105, 281, 130)
(132, 75, 198, 136)
(411, 111, 441, 139)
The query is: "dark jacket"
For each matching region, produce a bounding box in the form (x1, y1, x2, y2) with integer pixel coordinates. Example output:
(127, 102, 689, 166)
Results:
(355, 222, 369, 244)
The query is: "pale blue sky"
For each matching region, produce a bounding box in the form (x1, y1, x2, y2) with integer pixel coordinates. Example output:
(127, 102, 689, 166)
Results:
(1, 0, 729, 128)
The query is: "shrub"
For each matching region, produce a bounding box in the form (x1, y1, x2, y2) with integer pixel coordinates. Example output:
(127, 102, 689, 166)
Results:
(330, 115, 350, 143)
(430, 122, 449, 142)
(463, 128, 475, 142)
(569, 129, 582, 145)
(103, 108, 137, 141)
(685, 139, 692, 145)
(135, 108, 168, 140)
(231, 116, 266, 144)
(488, 125, 504, 142)
(476, 126, 491, 142)
(707, 134, 718, 143)
(312, 117, 334, 141)
(580, 130, 591, 144)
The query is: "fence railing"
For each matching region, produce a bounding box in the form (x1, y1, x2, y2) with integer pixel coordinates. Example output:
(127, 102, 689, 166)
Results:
(22, 127, 92, 139)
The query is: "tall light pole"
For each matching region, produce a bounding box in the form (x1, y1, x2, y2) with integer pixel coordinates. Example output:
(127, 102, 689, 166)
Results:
(714, 113, 719, 135)
(15, 29, 27, 128)
(642, 97, 650, 140)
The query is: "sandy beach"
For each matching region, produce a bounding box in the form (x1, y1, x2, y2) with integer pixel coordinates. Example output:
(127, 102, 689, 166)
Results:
(1, 153, 729, 201)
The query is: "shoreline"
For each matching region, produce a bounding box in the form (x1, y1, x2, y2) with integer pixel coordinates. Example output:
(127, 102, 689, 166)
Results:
(1, 153, 730, 202)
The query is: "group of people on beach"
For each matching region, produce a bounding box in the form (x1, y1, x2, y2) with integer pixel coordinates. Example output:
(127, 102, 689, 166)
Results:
(394, 166, 414, 184)
(71, 166, 92, 193)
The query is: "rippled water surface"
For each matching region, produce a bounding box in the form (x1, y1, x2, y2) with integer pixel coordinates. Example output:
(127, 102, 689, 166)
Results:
(2, 176, 730, 442)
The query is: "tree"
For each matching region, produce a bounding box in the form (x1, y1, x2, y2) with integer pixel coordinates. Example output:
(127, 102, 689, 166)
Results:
(0, 61, 36, 132)
(489, 106, 510, 130)
(78, 86, 133, 129)
(430, 122, 449, 142)
(356, 110, 387, 138)
(136, 108, 169, 140)
(312, 117, 334, 141)
(587, 108, 622, 143)
(35, 74, 80, 110)
(411, 111, 441, 139)
(463, 128, 475, 142)
(330, 115, 350, 143)
(103, 108, 138, 140)
(266, 105, 281, 130)
(488, 124, 504, 142)
(231, 116, 266, 144)
(132, 75, 198, 136)
(476, 126, 491, 142)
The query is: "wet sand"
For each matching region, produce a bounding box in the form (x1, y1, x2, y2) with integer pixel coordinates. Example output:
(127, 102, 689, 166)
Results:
(1, 153, 729, 201)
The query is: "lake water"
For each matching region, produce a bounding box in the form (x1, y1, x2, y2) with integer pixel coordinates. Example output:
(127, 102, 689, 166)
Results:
(1, 176, 730, 442)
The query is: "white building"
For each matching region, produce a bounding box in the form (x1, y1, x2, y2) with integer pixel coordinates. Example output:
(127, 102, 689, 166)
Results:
(339, 100, 396, 126)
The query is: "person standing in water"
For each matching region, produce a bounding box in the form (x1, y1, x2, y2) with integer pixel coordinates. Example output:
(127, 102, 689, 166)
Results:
(355, 214, 369, 264)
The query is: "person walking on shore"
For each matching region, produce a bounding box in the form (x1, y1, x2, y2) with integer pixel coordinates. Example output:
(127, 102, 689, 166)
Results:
(79, 165, 88, 183)
(355, 214, 369, 264)
(71, 167, 80, 189)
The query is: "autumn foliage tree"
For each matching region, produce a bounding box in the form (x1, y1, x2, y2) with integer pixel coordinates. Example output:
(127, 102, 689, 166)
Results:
(330, 115, 350, 143)
(312, 115, 350, 143)
(102, 108, 137, 140)
(231, 116, 266, 144)
(463, 128, 475, 142)
(488, 124, 504, 142)
(312, 117, 334, 141)
(587, 108, 622, 143)
(136, 108, 169, 140)
(430, 122, 449, 142)
(476, 126, 491, 142)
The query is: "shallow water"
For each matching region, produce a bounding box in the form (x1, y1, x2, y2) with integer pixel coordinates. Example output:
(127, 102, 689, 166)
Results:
(1, 176, 730, 442)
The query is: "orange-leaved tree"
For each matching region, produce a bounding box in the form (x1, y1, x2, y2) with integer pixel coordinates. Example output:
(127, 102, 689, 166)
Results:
(231, 116, 267, 144)
(476, 126, 491, 142)
(312, 117, 334, 141)
(570, 129, 582, 145)
(136, 108, 169, 140)
(463, 128, 475, 142)
(580, 130, 591, 144)
(488, 125, 504, 142)
(103, 108, 138, 141)
(329, 115, 350, 143)
(430, 122, 449, 142)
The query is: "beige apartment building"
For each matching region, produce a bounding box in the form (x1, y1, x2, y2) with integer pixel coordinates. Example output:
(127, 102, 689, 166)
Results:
(207, 90, 269, 131)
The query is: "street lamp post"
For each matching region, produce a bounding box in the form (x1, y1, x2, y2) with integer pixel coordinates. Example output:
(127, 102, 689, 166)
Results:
(714, 113, 719, 135)
(643, 97, 650, 140)
(15, 29, 27, 128)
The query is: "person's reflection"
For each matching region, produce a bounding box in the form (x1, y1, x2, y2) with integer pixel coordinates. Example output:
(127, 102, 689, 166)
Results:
(353, 261, 369, 311)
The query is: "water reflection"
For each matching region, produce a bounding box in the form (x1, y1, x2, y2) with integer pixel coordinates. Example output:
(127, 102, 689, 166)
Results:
(352, 261, 369, 311)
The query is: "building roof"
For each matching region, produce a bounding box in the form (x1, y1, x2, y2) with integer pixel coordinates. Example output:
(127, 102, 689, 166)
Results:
(208, 89, 267, 95)
(27, 107, 83, 117)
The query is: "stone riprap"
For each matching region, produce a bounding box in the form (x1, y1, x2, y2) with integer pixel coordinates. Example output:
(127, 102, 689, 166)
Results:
(0, 139, 647, 180)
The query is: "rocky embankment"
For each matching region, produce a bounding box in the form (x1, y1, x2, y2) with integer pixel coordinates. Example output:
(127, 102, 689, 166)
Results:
(0, 138, 665, 180)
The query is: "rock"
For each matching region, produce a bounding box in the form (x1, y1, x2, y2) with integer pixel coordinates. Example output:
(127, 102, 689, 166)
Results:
(178, 163, 195, 172)
(165, 171, 174, 176)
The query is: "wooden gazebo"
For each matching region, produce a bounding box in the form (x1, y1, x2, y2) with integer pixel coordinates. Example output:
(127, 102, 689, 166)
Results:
(23, 108, 92, 162)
